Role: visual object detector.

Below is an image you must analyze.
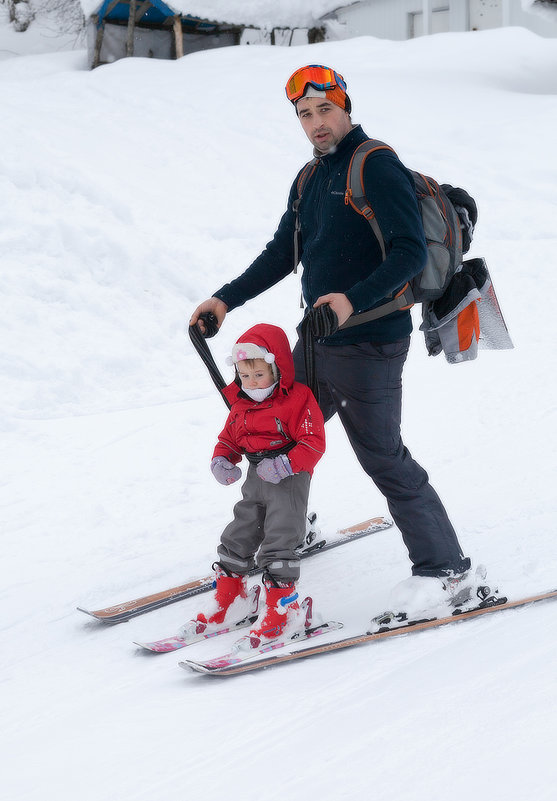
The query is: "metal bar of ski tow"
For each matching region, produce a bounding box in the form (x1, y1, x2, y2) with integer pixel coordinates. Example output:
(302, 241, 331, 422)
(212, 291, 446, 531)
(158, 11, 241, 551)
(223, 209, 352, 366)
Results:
(188, 314, 231, 410)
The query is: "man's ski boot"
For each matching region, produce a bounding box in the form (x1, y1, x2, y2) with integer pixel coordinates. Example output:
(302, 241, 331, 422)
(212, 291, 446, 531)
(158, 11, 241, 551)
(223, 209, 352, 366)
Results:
(242, 573, 311, 649)
(441, 565, 505, 612)
(369, 565, 505, 633)
(178, 562, 257, 639)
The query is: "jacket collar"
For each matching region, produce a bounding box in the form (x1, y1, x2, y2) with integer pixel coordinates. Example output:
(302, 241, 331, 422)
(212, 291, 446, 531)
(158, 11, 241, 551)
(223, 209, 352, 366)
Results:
(223, 380, 283, 407)
(312, 124, 368, 163)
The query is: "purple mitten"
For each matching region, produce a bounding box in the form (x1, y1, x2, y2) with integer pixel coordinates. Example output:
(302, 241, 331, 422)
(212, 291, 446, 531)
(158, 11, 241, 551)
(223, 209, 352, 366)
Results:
(211, 456, 241, 486)
(256, 454, 294, 484)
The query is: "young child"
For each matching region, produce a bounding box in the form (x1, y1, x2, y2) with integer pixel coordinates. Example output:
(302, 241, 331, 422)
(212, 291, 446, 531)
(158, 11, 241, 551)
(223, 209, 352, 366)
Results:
(192, 323, 325, 645)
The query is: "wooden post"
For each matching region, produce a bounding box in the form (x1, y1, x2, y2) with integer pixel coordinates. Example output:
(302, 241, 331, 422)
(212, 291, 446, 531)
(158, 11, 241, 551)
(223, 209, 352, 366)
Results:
(126, 0, 137, 57)
(173, 15, 184, 59)
(92, 16, 104, 69)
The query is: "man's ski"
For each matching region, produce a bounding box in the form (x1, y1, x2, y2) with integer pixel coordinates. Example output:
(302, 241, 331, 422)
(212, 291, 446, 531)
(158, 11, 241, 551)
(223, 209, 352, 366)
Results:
(77, 515, 392, 623)
(178, 587, 557, 677)
(180, 621, 344, 674)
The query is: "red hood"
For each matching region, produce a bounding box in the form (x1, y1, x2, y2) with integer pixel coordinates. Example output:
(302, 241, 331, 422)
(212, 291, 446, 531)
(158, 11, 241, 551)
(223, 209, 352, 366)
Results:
(222, 323, 295, 403)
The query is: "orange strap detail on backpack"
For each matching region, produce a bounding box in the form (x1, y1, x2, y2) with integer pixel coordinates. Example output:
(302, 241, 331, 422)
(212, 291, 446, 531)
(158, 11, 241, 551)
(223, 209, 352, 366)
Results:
(344, 140, 397, 261)
(394, 282, 414, 311)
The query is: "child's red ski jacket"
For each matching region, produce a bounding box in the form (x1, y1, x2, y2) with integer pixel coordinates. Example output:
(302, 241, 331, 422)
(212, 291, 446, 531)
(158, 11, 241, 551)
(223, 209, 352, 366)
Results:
(213, 323, 325, 476)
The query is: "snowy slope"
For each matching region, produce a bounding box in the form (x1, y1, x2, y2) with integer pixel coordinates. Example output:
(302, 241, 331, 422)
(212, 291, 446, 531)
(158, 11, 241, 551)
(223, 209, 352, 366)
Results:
(1, 27, 557, 801)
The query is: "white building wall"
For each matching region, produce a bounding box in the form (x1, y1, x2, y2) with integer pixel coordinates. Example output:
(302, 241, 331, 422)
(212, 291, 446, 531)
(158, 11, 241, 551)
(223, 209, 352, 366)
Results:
(411, 8, 450, 37)
(449, 1, 469, 31)
(469, 0, 503, 31)
(333, 0, 425, 41)
(332, 0, 557, 39)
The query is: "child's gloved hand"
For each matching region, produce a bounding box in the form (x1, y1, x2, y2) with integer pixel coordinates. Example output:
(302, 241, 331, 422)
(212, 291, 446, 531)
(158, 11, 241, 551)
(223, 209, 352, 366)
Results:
(256, 454, 294, 484)
(211, 456, 241, 486)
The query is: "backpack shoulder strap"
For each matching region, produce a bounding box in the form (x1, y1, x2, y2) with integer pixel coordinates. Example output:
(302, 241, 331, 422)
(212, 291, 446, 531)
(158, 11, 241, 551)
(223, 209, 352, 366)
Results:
(345, 139, 396, 260)
(337, 139, 415, 328)
(295, 158, 319, 202)
(292, 158, 319, 273)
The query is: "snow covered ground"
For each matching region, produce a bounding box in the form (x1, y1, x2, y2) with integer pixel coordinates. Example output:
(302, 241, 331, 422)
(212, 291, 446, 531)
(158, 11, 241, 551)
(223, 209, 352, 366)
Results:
(1, 24, 557, 801)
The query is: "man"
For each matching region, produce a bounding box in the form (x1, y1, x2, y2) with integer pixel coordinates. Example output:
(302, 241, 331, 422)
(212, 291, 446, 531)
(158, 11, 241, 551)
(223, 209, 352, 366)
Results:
(191, 65, 474, 608)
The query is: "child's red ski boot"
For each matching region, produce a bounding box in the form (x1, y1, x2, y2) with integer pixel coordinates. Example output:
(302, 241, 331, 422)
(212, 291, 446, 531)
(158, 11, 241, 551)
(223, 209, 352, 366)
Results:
(179, 563, 249, 638)
(248, 573, 306, 647)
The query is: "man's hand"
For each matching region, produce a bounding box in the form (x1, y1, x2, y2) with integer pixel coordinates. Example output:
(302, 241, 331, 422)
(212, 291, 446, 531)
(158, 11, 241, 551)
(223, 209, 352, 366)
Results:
(190, 297, 228, 334)
(313, 293, 354, 327)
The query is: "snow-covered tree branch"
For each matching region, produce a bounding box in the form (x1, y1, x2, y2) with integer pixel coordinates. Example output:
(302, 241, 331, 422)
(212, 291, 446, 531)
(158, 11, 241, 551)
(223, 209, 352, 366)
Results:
(3, 0, 34, 32)
(1, 0, 85, 34)
(34, 0, 85, 35)
(523, 0, 557, 22)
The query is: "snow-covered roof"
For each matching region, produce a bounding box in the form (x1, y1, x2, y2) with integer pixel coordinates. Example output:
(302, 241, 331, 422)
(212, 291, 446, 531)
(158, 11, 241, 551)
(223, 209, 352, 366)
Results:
(80, 0, 345, 28)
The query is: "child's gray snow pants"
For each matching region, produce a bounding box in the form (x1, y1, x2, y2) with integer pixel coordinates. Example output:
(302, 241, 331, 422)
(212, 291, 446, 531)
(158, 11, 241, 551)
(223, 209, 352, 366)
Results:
(217, 465, 310, 582)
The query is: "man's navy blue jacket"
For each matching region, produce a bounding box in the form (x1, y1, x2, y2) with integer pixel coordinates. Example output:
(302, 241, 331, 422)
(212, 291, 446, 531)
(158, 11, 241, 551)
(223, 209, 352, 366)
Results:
(214, 125, 427, 345)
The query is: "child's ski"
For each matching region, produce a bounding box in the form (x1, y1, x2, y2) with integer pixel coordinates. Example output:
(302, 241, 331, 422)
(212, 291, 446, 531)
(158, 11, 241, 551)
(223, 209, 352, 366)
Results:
(77, 515, 392, 623)
(179, 588, 557, 677)
(134, 587, 261, 653)
(180, 620, 344, 674)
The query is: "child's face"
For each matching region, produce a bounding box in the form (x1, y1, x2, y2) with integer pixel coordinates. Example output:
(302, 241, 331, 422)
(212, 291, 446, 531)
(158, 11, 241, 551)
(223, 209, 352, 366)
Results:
(237, 359, 275, 390)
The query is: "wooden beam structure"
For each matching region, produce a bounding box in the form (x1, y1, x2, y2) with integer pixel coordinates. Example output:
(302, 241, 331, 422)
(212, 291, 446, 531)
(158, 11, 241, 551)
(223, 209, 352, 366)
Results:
(92, 16, 104, 69)
(135, 1, 151, 22)
(126, 0, 137, 57)
(173, 15, 184, 58)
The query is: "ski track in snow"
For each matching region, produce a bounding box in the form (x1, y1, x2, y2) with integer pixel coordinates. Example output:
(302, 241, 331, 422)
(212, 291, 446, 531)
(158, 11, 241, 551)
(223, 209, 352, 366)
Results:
(1, 24, 557, 801)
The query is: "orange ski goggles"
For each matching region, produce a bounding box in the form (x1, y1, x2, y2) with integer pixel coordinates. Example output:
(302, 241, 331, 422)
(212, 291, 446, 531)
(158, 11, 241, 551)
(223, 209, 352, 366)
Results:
(285, 65, 348, 104)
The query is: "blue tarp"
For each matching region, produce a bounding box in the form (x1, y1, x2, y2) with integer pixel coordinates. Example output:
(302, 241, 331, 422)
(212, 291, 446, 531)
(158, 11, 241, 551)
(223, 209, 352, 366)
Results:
(96, 1, 220, 31)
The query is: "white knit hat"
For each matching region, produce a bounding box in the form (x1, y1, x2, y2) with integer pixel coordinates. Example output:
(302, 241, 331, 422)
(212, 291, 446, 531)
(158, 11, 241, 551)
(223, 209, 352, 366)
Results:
(228, 342, 278, 380)
(303, 86, 327, 100)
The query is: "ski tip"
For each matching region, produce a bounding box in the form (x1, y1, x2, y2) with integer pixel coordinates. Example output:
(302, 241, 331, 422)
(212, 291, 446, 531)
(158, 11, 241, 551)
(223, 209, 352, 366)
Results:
(133, 640, 163, 651)
(77, 606, 103, 617)
(179, 660, 213, 675)
(77, 606, 132, 624)
(76, 606, 111, 622)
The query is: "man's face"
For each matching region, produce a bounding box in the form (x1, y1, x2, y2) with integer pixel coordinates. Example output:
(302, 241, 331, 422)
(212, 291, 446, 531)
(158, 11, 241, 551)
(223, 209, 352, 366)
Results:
(296, 96, 352, 153)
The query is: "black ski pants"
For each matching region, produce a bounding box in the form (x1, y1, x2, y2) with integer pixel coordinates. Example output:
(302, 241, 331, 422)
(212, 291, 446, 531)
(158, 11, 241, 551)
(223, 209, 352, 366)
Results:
(293, 337, 470, 577)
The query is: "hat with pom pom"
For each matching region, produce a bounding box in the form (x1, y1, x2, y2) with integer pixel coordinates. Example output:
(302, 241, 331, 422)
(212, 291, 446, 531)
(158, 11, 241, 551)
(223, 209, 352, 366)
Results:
(228, 342, 278, 380)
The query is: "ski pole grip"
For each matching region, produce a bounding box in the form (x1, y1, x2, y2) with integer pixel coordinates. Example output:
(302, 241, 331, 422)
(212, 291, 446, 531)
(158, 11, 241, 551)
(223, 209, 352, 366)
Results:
(198, 312, 220, 339)
(308, 305, 339, 338)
